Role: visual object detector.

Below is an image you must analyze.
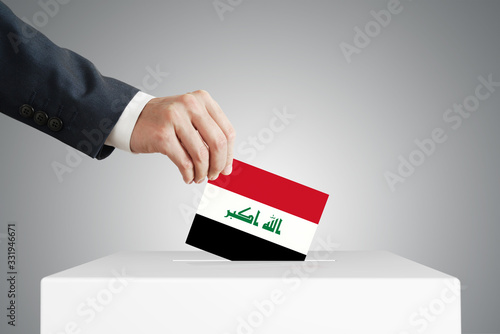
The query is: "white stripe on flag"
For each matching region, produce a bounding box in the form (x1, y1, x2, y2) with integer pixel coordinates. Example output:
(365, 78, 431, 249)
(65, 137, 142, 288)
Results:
(196, 183, 318, 255)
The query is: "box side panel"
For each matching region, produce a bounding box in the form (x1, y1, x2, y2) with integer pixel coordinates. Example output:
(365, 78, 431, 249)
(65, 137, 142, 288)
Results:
(41, 277, 460, 334)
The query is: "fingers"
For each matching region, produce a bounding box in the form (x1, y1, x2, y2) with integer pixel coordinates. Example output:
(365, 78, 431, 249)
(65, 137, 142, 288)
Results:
(189, 90, 236, 176)
(193, 116, 227, 180)
(210, 99, 235, 175)
(136, 91, 235, 184)
(160, 132, 195, 184)
(174, 111, 210, 184)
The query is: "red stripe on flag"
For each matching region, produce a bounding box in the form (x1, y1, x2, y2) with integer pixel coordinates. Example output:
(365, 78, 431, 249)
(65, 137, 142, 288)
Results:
(209, 159, 328, 224)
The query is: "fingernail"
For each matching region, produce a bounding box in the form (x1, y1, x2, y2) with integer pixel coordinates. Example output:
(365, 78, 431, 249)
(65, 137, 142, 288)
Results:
(188, 179, 194, 184)
(209, 174, 218, 181)
(195, 177, 205, 184)
(223, 164, 232, 175)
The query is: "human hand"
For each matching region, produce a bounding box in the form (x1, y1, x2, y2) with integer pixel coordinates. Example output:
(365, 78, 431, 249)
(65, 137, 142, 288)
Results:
(130, 90, 235, 184)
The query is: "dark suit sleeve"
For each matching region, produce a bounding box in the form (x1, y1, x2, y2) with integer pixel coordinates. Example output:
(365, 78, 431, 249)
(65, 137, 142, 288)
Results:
(0, 1, 139, 159)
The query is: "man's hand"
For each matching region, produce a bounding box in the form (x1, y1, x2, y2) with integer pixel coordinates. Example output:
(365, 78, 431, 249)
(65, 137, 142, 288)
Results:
(130, 90, 235, 184)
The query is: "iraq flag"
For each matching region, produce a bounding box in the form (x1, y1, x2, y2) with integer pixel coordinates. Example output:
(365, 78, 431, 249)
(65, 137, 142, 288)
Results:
(186, 159, 329, 261)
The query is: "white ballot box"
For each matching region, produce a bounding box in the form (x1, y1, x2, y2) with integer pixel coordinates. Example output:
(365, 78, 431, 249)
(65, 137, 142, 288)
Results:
(41, 251, 461, 334)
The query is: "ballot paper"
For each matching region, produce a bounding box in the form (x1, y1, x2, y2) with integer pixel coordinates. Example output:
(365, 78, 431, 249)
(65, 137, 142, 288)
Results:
(186, 159, 329, 260)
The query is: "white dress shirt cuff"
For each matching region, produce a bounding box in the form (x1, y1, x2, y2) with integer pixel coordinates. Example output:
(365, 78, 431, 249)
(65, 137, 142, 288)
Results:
(104, 91, 155, 152)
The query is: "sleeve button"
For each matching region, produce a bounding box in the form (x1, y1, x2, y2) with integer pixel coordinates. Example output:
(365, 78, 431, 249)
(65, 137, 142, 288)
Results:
(19, 104, 35, 118)
(33, 111, 49, 126)
(47, 117, 63, 132)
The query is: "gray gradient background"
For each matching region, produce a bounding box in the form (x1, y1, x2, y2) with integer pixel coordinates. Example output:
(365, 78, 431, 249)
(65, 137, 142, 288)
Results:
(0, 0, 499, 333)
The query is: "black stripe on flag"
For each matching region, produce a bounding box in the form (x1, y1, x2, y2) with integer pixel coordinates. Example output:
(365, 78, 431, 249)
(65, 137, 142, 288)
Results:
(186, 214, 306, 261)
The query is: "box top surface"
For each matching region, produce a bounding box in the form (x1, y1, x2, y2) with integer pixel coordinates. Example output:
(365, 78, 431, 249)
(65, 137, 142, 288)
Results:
(44, 251, 454, 280)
